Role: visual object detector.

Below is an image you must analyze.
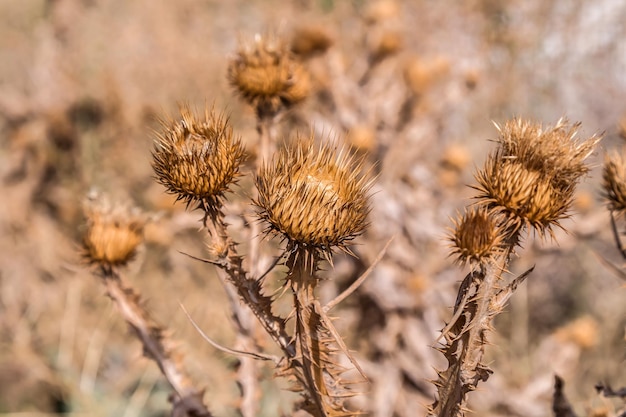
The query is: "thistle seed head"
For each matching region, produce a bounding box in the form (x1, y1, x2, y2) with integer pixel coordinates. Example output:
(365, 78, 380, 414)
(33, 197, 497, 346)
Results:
(603, 151, 626, 215)
(474, 118, 600, 238)
(255, 135, 371, 258)
(449, 207, 506, 266)
(82, 194, 144, 268)
(151, 105, 245, 211)
(228, 34, 310, 117)
(290, 26, 333, 58)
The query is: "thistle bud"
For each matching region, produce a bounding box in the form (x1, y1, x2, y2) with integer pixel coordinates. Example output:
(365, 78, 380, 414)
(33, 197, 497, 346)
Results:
(449, 208, 505, 266)
(255, 135, 371, 258)
(228, 34, 310, 118)
(151, 105, 245, 211)
(290, 26, 333, 58)
(603, 151, 626, 215)
(82, 195, 144, 268)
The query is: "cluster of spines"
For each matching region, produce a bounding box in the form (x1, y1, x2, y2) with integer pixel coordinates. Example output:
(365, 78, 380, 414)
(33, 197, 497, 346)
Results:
(151, 105, 245, 213)
(449, 118, 600, 266)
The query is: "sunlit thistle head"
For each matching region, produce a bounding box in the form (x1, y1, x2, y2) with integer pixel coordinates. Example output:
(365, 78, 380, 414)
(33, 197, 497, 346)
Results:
(449, 207, 506, 266)
(82, 194, 144, 268)
(151, 105, 245, 212)
(228, 33, 310, 118)
(603, 151, 626, 216)
(255, 135, 371, 261)
(474, 118, 601, 239)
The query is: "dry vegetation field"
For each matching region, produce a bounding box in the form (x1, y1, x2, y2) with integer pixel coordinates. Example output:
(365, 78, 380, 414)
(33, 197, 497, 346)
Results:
(0, 0, 625, 416)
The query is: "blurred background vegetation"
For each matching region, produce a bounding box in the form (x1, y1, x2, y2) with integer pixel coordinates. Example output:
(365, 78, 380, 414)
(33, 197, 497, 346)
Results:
(0, 0, 624, 416)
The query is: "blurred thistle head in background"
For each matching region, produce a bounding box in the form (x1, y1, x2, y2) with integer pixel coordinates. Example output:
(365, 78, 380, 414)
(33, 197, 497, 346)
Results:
(228, 33, 311, 119)
(255, 134, 371, 262)
(151, 105, 245, 213)
(289, 25, 334, 59)
(81, 193, 145, 270)
(449, 207, 506, 266)
(602, 151, 626, 216)
(473, 118, 601, 239)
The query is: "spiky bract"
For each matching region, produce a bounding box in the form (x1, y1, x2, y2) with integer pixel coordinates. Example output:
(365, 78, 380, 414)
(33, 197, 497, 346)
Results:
(82, 195, 144, 268)
(603, 151, 626, 215)
(474, 118, 600, 238)
(228, 34, 310, 117)
(151, 106, 245, 211)
(255, 135, 371, 259)
(449, 208, 505, 266)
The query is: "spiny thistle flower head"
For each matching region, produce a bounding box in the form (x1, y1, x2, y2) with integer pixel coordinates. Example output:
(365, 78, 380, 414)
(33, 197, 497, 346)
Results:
(449, 207, 506, 266)
(474, 118, 601, 238)
(290, 25, 333, 58)
(228, 33, 310, 118)
(603, 151, 626, 215)
(255, 134, 371, 259)
(151, 105, 245, 211)
(82, 193, 145, 268)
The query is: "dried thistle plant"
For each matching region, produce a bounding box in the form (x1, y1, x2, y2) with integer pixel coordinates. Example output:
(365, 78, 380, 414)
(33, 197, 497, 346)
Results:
(255, 134, 372, 416)
(228, 33, 310, 122)
(602, 150, 626, 262)
(431, 118, 601, 417)
(151, 105, 245, 213)
(81, 193, 213, 417)
(151, 103, 377, 416)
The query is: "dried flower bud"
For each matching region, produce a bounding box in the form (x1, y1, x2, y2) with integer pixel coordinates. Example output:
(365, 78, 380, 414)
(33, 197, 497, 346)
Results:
(603, 151, 626, 215)
(290, 26, 333, 58)
(363, 0, 400, 24)
(403, 56, 450, 96)
(82, 194, 144, 267)
(151, 105, 245, 211)
(474, 118, 601, 238)
(255, 135, 371, 258)
(228, 34, 310, 118)
(449, 208, 505, 266)
(369, 31, 402, 63)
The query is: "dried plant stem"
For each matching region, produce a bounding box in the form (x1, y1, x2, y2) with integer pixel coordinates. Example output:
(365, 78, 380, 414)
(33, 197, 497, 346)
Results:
(431, 242, 520, 417)
(98, 266, 212, 417)
(287, 249, 357, 417)
(203, 210, 295, 357)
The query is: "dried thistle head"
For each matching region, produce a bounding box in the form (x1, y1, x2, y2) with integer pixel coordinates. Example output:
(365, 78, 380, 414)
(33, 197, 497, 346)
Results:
(603, 151, 626, 215)
(82, 194, 145, 268)
(474, 118, 601, 238)
(290, 26, 333, 58)
(228, 33, 310, 118)
(449, 207, 506, 266)
(369, 31, 402, 63)
(255, 134, 371, 260)
(151, 105, 245, 212)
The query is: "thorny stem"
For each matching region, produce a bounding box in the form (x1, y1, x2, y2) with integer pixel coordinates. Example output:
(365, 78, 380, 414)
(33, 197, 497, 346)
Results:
(288, 249, 328, 416)
(99, 267, 213, 417)
(432, 237, 521, 417)
(202, 208, 290, 417)
(227, 111, 276, 416)
(202, 209, 295, 357)
(286, 248, 358, 417)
